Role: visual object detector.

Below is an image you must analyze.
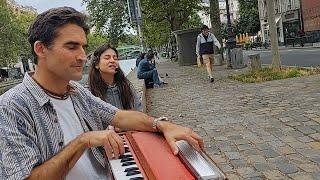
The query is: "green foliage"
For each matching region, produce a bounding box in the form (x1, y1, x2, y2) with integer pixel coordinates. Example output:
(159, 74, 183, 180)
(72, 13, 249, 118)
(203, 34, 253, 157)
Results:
(229, 67, 318, 83)
(141, 0, 202, 47)
(84, 0, 128, 47)
(0, 1, 35, 67)
(86, 32, 108, 54)
(118, 34, 140, 47)
(237, 0, 260, 35)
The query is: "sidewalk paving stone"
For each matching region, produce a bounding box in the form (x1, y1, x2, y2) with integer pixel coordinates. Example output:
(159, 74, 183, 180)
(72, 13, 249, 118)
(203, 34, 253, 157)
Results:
(145, 61, 320, 179)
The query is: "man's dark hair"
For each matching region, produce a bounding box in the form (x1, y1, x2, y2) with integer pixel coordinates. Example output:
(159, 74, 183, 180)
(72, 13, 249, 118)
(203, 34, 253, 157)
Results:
(146, 51, 154, 60)
(201, 25, 209, 31)
(28, 7, 89, 64)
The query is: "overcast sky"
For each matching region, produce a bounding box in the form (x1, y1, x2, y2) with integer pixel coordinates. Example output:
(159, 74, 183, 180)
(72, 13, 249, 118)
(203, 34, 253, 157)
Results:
(15, 0, 86, 13)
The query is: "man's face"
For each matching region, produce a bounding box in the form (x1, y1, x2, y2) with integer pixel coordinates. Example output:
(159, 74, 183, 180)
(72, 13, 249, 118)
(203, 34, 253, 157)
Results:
(41, 23, 87, 81)
(202, 28, 209, 36)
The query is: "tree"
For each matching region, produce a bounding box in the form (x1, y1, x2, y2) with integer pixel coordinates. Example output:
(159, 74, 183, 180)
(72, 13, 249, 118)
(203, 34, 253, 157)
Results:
(141, 0, 202, 31)
(237, 0, 260, 35)
(84, 0, 129, 47)
(86, 32, 108, 54)
(265, 0, 281, 70)
(0, 0, 36, 68)
(209, 0, 222, 44)
(141, 0, 202, 48)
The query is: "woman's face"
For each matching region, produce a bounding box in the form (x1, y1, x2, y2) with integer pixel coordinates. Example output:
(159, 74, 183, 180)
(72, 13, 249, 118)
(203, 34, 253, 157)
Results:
(96, 48, 119, 75)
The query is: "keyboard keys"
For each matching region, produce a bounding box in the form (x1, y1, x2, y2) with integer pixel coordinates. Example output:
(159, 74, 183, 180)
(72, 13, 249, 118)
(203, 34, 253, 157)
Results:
(124, 167, 139, 172)
(129, 177, 144, 180)
(126, 170, 141, 176)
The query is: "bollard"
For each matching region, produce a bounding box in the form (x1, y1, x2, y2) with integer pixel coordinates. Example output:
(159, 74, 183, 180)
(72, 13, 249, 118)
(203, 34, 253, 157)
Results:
(214, 54, 223, 66)
(248, 54, 261, 72)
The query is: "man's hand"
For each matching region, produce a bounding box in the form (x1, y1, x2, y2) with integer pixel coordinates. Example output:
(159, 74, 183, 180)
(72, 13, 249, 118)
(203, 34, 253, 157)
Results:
(157, 121, 204, 155)
(82, 129, 125, 159)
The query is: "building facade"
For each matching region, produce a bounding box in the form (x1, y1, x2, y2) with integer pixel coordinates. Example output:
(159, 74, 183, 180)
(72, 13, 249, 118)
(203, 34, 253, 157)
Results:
(301, 0, 320, 43)
(258, 0, 301, 44)
(198, 0, 239, 28)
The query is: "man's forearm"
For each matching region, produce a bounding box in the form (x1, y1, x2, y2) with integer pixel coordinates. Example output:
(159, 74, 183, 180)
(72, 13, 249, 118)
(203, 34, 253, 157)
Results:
(112, 110, 158, 132)
(27, 134, 88, 180)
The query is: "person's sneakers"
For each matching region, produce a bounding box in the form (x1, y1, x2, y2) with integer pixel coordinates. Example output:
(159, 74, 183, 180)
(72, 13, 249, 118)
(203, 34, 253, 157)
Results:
(210, 77, 214, 83)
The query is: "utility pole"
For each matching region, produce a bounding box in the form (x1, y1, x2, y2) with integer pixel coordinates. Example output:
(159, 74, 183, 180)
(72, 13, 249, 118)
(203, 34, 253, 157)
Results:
(127, 0, 146, 51)
(135, 0, 146, 51)
(266, 0, 281, 70)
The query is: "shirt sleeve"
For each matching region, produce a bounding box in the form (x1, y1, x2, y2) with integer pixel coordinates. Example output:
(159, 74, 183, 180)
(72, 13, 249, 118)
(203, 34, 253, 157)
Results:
(212, 33, 221, 49)
(196, 35, 201, 55)
(0, 105, 42, 180)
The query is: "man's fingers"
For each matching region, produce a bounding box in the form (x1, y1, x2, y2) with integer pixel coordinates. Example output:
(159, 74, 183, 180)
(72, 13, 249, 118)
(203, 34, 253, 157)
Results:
(103, 139, 113, 159)
(184, 135, 201, 152)
(112, 133, 125, 155)
(109, 137, 120, 159)
(166, 137, 179, 155)
(190, 131, 204, 150)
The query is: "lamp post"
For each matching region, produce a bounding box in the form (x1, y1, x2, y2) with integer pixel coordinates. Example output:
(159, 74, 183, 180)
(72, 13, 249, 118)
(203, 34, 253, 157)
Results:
(225, 0, 236, 68)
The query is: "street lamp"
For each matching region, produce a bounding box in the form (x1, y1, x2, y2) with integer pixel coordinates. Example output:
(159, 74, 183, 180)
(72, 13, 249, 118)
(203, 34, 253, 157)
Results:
(225, 0, 236, 68)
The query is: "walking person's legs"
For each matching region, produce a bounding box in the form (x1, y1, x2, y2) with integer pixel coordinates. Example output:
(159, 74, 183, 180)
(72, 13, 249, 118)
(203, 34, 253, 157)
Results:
(202, 54, 214, 83)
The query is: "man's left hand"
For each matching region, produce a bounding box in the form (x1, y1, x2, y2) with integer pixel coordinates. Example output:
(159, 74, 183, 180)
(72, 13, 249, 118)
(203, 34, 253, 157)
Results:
(157, 121, 204, 155)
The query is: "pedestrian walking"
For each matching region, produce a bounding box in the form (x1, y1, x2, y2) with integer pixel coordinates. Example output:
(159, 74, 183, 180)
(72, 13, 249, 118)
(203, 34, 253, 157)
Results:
(196, 25, 221, 83)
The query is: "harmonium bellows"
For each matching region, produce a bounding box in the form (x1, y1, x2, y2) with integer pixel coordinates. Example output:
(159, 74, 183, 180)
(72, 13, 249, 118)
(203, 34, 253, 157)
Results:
(107, 132, 227, 180)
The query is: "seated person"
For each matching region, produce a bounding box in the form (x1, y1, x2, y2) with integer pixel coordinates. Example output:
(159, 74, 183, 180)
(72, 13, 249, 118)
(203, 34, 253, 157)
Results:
(137, 52, 163, 88)
(136, 52, 146, 67)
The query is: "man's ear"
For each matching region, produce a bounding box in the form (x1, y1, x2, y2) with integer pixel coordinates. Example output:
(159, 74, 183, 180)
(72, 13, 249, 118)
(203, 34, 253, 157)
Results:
(34, 41, 47, 60)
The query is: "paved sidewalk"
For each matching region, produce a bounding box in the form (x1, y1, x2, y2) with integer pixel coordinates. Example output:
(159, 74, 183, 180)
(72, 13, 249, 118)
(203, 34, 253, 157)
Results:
(146, 61, 320, 179)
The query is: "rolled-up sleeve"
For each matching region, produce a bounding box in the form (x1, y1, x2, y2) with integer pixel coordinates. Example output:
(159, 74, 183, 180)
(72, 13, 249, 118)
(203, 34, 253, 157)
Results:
(0, 106, 41, 180)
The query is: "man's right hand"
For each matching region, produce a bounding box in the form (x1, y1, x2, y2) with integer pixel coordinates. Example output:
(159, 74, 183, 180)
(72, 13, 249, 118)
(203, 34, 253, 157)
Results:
(81, 130, 125, 159)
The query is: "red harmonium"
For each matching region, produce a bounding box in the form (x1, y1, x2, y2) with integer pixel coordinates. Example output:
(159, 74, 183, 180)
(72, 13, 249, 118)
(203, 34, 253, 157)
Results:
(107, 131, 227, 180)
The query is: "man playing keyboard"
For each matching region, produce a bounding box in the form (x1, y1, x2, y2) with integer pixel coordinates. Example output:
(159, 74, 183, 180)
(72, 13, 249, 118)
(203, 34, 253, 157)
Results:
(0, 7, 204, 180)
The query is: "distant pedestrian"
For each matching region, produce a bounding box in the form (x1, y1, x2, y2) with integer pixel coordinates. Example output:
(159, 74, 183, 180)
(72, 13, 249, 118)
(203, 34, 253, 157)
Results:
(136, 52, 146, 67)
(196, 25, 221, 83)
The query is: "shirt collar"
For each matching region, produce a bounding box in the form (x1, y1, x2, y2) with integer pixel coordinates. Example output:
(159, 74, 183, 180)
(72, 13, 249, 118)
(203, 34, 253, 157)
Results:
(22, 73, 77, 107)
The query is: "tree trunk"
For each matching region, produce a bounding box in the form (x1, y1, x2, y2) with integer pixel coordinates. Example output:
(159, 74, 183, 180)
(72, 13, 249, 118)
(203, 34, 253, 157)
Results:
(209, 0, 224, 60)
(266, 0, 281, 71)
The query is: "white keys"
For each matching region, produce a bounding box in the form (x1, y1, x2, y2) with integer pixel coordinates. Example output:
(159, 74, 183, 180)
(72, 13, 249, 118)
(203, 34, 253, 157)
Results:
(108, 135, 144, 180)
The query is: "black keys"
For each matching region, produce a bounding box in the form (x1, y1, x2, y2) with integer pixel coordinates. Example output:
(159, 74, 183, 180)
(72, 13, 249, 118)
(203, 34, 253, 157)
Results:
(126, 171, 141, 176)
(119, 154, 132, 159)
(122, 161, 136, 166)
(124, 167, 139, 172)
(129, 177, 143, 180)
(121, 157, 134, 163)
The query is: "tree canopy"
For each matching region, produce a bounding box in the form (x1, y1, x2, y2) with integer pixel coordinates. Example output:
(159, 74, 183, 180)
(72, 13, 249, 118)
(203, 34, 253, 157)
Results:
(0, 1, 35, 67)
(83, 0, 129, 47)
(236, 0, 260, 35)
(83, 0, 203, 48)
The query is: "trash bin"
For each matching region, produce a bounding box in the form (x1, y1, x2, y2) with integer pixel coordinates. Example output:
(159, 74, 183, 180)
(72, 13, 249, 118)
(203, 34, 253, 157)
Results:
(172, 28, 201, 66)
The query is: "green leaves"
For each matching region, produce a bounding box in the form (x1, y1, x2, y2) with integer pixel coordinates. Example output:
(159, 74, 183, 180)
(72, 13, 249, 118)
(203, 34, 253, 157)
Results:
(236, 0, 260, 35)
(0, 1, 35, 67)
(84, 0, 129, 47)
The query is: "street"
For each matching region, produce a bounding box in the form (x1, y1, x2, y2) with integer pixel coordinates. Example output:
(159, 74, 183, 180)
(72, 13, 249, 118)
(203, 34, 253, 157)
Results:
(244, 48, 320, 67)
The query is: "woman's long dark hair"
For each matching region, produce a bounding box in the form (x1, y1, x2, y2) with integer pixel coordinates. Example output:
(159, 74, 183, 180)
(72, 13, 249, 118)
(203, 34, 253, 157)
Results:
(88, 44, 135, 110)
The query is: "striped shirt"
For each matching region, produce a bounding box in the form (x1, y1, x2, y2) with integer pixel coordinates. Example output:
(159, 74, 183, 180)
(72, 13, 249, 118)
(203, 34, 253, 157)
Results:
(0, 73, 118, 180)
